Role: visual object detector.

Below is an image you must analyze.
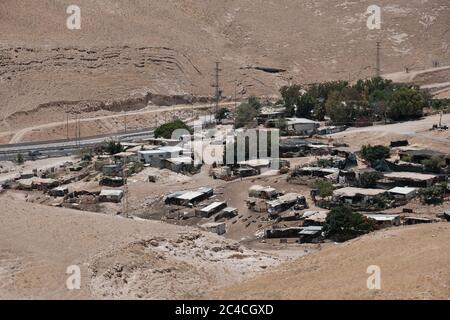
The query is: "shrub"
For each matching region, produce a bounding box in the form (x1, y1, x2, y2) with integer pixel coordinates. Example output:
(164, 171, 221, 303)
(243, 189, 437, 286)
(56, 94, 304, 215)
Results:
(422, 155, 446, 174)
(419, 183, 447, 205)
(104, 140, 124, 155)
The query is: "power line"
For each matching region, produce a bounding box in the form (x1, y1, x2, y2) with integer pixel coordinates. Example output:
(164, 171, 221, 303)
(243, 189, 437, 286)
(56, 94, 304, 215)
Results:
(211, 62, 222, 122)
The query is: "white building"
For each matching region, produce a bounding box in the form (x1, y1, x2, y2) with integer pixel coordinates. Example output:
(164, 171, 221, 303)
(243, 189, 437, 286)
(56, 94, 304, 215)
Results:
(138, 146, 185, 168)
(388, 187, 417, 200)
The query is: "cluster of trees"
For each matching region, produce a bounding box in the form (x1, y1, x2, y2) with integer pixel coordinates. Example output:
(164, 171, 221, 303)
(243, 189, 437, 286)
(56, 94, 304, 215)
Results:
(104, 140, 124, 155)
(154, 119, 192, 139)
(277, 77, 432, 125)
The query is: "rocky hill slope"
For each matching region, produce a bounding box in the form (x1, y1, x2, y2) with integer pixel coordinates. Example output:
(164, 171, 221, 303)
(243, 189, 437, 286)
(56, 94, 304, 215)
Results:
(0, 0, 449, 120)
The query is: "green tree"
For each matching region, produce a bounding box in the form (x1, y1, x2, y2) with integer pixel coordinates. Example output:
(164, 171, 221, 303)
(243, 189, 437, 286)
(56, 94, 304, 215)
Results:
(325, 94, 355, 125)
(215, 107, 230, 122)
(296, 93, 316, 118)
(358, 171, 383, 188)
(279, 85, 302, 117)
(323, 206, 375, 242)
(154, 119, 192, 139)
(235, 97, 261, 128)
(422, 155, 446, 174)
(313, 102, 327, 121)
(311, 179, 334, 198)
(387, 88, 426, 121)
(360, 145, 390, 164)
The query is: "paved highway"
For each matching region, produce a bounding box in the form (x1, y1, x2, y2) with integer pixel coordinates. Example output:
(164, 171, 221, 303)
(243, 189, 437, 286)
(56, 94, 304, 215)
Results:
(0, 129, 155, 161)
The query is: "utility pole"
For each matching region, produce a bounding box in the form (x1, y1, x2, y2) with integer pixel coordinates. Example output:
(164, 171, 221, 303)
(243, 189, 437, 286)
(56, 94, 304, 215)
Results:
(74, 115, 78, 147)
(212, 62, 221, 123)
(376, 41, 381, 77)
(122, 158, 128, 218)
(77, 116, 81, 150)
(234, 80, 238, 109)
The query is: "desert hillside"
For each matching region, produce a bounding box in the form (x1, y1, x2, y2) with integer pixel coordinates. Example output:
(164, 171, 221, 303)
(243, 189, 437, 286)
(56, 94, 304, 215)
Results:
(1, 0, 449, 121)
(0, 195, 290, 299)
(214, 223, 450, 300)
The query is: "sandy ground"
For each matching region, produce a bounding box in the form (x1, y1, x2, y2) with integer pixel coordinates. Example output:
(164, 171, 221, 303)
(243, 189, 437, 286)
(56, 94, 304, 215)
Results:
(0, 196, 302, 300)
(330, 113, 450, 153)
(213, 223, 450, 300)
(0, 156, 76, 184)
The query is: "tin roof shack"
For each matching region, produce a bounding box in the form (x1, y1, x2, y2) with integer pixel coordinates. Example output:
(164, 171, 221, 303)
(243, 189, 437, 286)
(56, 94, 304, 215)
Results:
(382, 172, 437, 188)
(403, 216, 433, 225)
(234, 167, 259, 178)
(102, 164, 122, 177)
(246, 197, 269, 213)
(238, 159, 271, 175)
(113, 152, 138, 163)
(388, 187, 417, 200)
(289, 167, 339, 184)
(99, 189, 123, 203)
(299, 226, 324, 243)
(248, 185, 279, 200)
(202, 222, 226, 235)
(398, 149, 448, 165)
(49, 186, 69, 197)
(211, 166, 232, 180)
(165, 187, 214, 207)
(197, 201, 227, 218)
(258, 107, 286, 124)
(286, 118, 320, 136)
(215, 207, 238, 221)
(17, 178, 59, 191)
(267, 193, 307, 216)
(317, 125, 347, 135)
(266, 227, 303, 239)
(333, 187, 387, 209)
(279, 138, 309, 157)
(100, 176, 124, 187)
(302, 210, 329, 226)
(364, 214, 401, 229)
(164, 157, 194, 173)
